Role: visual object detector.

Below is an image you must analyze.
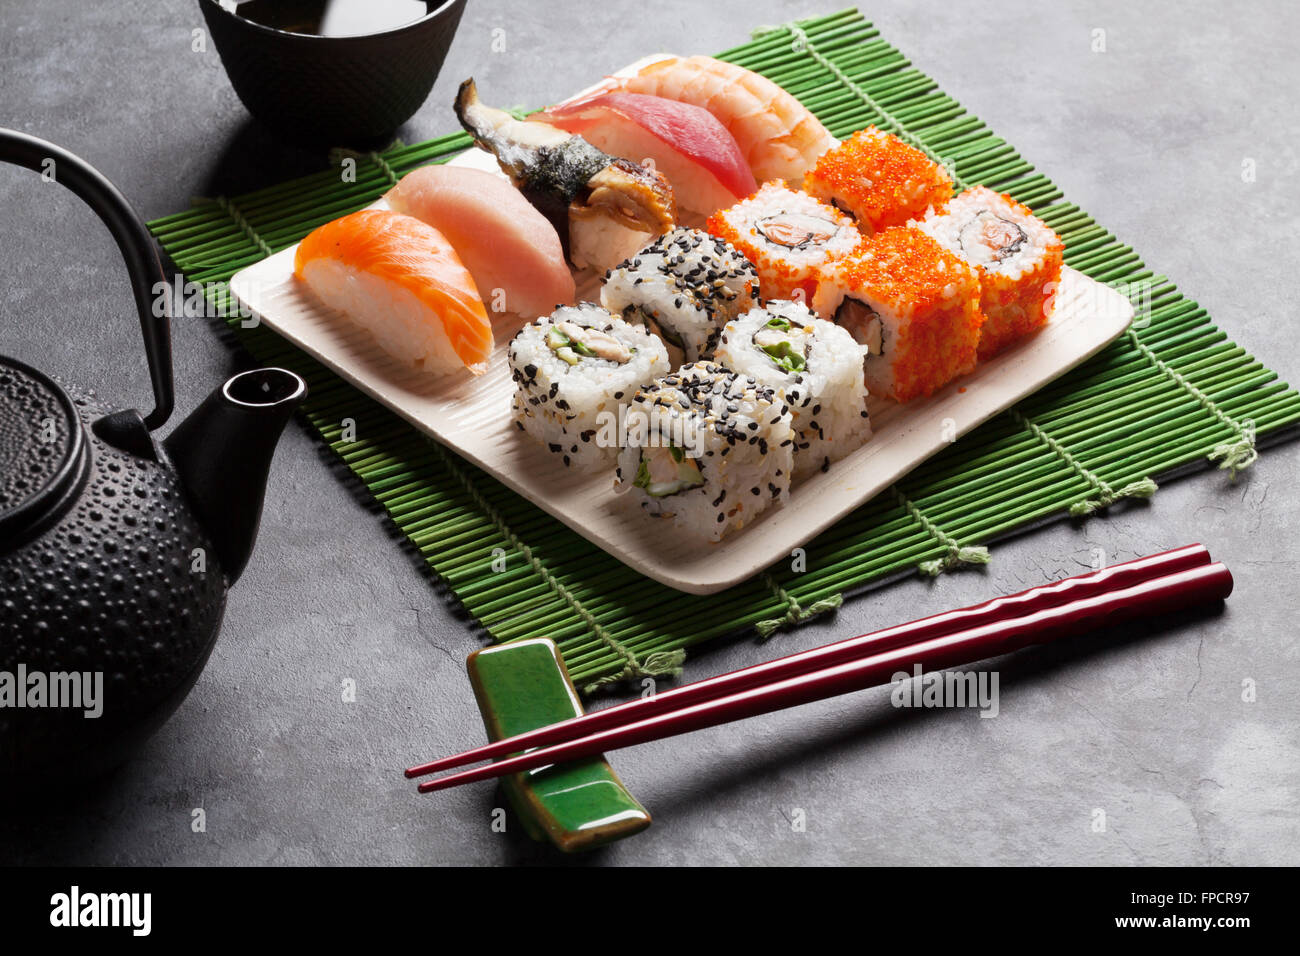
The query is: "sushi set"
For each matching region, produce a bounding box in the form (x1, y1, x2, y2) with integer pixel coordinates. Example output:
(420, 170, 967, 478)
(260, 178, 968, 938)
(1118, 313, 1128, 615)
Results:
(230, 54, 1135, 593)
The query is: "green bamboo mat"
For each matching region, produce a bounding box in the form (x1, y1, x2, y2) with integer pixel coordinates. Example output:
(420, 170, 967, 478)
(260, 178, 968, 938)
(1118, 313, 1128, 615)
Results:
(148, 8, 1300, 691)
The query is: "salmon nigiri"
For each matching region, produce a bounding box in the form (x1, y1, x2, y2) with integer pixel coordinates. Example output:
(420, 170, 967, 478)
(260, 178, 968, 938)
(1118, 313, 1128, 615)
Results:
(294, 209, 494, 376)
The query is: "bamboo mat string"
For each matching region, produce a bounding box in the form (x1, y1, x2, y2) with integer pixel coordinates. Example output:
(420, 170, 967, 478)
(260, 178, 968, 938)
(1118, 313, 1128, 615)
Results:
(755, 574, 844, 640)
(1126, 330, 1258, 478)
(211, 196, 274, 259)
(1010, 410, 1158, 516)
(368, 152, 401, 189)
(326, 147, 403, 189)
(890, 487, 991, 576)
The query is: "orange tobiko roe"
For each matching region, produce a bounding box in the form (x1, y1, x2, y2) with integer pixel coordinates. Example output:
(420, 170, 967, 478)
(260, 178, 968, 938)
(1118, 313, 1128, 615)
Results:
(975, 251, 1063, 360)
(834, 227, 983, 402)
(804, 127, 954, 233)
(705, 182, 860, 302)
(962, 191, 1065, 360)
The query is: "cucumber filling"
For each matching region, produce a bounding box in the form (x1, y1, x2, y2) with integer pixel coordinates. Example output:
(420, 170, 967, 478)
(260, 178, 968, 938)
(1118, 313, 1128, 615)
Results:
(752, 319, 810, 374)
(760, 340, 806, 373)
(634, 443, 704, 497)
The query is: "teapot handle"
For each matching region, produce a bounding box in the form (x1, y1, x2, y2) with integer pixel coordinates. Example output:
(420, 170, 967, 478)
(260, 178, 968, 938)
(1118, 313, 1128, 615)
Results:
(0, 128, 174, 430)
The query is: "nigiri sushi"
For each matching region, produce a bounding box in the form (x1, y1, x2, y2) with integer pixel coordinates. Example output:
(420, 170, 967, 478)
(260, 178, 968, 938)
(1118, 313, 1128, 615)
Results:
(294, 209, 494, 376)
(537, 93, 757, 218)
(607, 56, 836, 184)
(454, 78, 676, 273)
(385, 165, 575, 320)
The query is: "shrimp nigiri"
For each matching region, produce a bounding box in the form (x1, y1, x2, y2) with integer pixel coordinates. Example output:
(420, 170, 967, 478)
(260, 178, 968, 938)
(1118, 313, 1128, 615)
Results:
(607, 56, 836, 184)
(294, 209, 494, 376)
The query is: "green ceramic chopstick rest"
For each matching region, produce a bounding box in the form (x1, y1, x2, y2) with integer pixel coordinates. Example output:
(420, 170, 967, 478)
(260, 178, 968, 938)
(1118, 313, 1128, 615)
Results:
(466, 638, 651, 852)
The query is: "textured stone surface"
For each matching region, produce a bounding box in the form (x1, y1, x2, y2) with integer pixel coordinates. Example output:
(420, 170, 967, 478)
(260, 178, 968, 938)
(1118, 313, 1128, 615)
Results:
(0, 0, 1297, 865)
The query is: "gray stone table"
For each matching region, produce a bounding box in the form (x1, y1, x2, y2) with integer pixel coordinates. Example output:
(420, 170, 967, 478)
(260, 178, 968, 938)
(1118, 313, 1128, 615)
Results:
(0, 0, 1296, 865)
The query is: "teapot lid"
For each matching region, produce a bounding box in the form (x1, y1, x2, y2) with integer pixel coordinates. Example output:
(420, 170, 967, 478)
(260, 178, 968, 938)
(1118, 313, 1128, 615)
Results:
(0, 356, 89, 546)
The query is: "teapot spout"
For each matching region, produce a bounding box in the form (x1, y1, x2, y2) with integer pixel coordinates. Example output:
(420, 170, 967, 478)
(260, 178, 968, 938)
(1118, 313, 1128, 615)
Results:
(163, 368, 307, 583)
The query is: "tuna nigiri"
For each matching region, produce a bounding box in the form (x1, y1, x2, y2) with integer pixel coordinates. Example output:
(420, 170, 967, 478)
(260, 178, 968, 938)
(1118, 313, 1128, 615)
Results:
(385, 165, 575, 320)
(537, 93, 757, 218)
(454, 78, 676, 273)
(607, 56, 836, 184)
(294, 209, 494, 376)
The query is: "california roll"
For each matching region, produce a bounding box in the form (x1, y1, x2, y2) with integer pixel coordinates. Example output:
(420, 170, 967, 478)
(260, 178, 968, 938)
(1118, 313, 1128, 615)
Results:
(614, 363, 795, 540)
(509, 303, 669, 471)
(600, 227, 759, 366)
(713, 300, 872, 478)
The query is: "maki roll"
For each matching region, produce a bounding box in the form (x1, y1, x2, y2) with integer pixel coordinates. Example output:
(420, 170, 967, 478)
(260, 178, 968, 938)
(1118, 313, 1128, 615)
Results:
(812, 226, 983, 403)
(713, 300, 872, 479)
(615, 363, 795, 541)
(913, 186, 1064, 360)
(803, 127, 953, 234)
(600, 227, 759, 366)
(510, 303, 669, 471)
(706, 182, 861, 303)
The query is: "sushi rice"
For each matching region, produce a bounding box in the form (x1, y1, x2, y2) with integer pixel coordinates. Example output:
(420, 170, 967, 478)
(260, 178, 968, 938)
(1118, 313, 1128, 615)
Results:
(614, 362, 795, 541)
(509, 303, 669, 472)
(713, 300, 872, 479)
(600, 227, 758, 367)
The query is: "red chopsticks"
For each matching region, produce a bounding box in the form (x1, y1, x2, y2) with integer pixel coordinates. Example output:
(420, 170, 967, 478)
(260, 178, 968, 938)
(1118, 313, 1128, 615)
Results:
(407, 545, 1230, 794)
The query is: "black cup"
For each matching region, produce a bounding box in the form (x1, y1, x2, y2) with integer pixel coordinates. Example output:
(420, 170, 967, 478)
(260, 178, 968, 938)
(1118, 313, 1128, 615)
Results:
(198, 0, 467, 147)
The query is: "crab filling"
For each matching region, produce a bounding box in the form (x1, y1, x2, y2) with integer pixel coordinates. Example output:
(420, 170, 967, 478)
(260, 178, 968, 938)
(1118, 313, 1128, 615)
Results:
(756, 213, 839, 250)
(835, 297, 884, 355)
(634, 443, 704, 497)
(623, 305, 685, 363)
(546, 320, 633, 366)
(958, 211, 1027, 266)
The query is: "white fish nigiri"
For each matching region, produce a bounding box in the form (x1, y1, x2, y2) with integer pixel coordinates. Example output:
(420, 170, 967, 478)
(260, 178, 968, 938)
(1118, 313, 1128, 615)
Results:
(386, 165, 575, 320)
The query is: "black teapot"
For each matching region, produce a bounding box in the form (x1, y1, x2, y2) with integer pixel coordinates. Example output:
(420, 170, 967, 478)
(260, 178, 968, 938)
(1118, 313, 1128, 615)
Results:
(0, 129, 305, 787)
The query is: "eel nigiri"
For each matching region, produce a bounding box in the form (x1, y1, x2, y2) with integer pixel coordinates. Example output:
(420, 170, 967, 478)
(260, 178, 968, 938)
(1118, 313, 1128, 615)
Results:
(294, 209, 494, 376)
(536, 93, 757, 218)
(606, 56, 836, 184)
(385, 165, 575, 320)
(454, 78, 676, 273)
